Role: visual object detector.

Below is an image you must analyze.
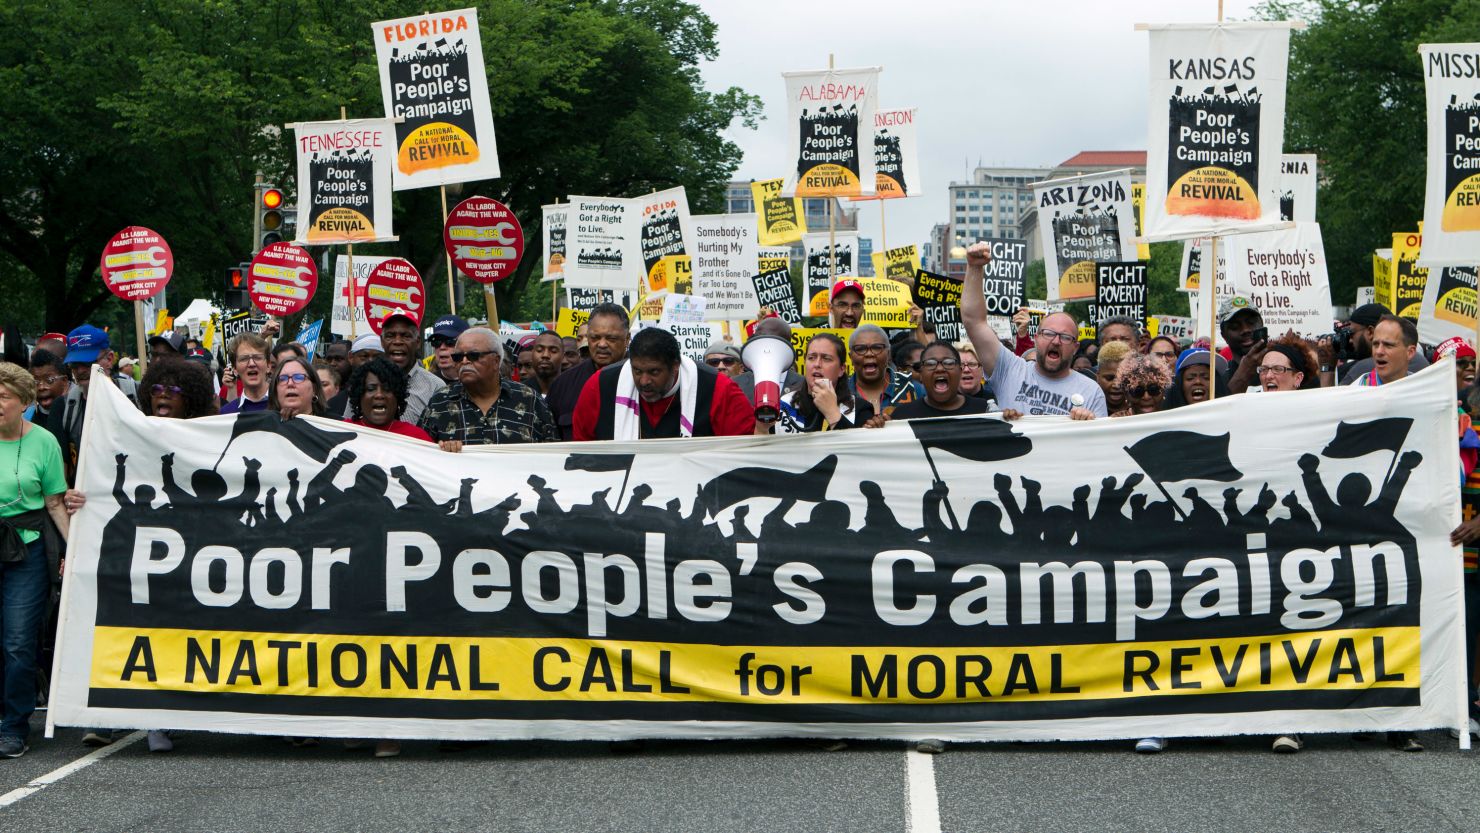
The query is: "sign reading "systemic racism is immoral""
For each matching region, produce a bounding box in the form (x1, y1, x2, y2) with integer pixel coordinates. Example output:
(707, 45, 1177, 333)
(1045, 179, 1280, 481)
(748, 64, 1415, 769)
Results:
(50, 367, 1465, 744)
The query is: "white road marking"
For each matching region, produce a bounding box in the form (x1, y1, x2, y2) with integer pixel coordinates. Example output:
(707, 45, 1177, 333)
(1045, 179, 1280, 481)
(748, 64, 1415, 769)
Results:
(905, 748, 942, 833)
(0, 731, 145, 809)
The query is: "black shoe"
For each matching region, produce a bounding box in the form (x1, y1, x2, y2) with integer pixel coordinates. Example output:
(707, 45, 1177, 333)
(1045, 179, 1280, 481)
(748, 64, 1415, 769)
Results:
(1388, 732, 1423, 752)
(0, 736, 28, 758)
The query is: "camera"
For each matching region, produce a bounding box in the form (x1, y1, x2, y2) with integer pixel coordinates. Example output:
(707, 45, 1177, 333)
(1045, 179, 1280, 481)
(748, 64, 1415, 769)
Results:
(1331, 325, 1356, 362)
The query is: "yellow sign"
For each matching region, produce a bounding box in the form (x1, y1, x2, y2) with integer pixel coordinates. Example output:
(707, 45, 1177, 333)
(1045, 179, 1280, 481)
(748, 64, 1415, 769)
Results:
(857, 277, 914, 328)
(151, 310, 172, 337)
(555, 308, 590, 338)
(752, 178, 806, 246)
(785, 327, 854, 374)
(870, 245, 919, 283)
(1132, 182, 1150, 260)
(1373, 249, 1394, 312)
(1392, 232, 1427, 321)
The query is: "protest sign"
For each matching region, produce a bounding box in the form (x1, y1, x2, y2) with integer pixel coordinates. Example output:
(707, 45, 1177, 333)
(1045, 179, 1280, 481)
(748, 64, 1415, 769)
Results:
(1373, 249, 1395, 312)
(1223, 223, 1333, 338)
(857, 277, 913, 329)
(639, 187, 695, 290)
(1033, 170, 1137, 301)
(659, 293, 707, 325)
(372, 8, 500, 189)
(1143, 23, 1292, 240)
(1094, 262, 1149, 329)
(631, 290, 667, 323)
(1179, 237, 1226, 293)
(1131, 183, 1150, 260)
(981, 238, 1028, 316)
(444, 196, 523, 284)
(637, 320, 724, 361)
(648, 255, 692, 294)
(758, 247, 792, 276)
(752, 268, 802, 324)
(248, 242, 317, 316)
(691, 213, 760, 320)
(292, 119, 397, 245)
(752, 178, 806, 246)
(871, 244, 920, 283)
(52, 364, 1465, 743)
(853, 107, 921, 199)
(1281, 154, 1317, 222)
(296, 319, 324, 362)
(1154, 315, 1194, 341)
(564, 196, 640, 290)
(361, 258, 425, 334)
(499, 324, 537, 365)
(783, 66, 881, 197)
(541, 204, 568, 282)
(1356, 286, 1376, 307)
(100, 227, 172, 301)
(221, 309, 266, 343)
(1418, 265, 1479, 344)
(787, 327, 854, 373)
(554, 307, 590, 338)
(804, 233, 859, 316)
(913, 269, 963, 340)
(1023, 299, 1064, 336)
(1393, 231, 1429, 321)
(565, 287, 635, 313)
(1418, 44, 1480, 267)
(331, 255, 393, 337)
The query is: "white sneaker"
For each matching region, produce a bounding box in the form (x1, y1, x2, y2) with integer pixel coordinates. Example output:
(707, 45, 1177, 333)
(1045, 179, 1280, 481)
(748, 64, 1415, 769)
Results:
(1271, 734, 1302, 753)
(1448, 718, 1480, 740)
(373, 740, 401, 758)
(1134, 737, 1166, 754)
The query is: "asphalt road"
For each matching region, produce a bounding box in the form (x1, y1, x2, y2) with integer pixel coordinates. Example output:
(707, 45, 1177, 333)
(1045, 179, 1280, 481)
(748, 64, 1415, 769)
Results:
(4, 717, 1480, 832)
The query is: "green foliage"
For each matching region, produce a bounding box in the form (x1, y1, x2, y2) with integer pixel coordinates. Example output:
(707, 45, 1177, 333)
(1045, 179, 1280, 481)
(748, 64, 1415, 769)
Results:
(0, 0, 759, 344)
(1261, 0, 1480, 305)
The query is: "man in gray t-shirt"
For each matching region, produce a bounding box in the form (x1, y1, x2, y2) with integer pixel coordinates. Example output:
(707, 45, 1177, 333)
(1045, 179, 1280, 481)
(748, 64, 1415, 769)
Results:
(961, 244, 1106, 418)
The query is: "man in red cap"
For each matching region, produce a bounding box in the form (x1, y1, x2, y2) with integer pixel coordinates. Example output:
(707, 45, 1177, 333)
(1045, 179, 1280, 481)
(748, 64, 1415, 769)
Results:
(35, 333, 68, 359)
(830, 279, 865, 329)
(1436, 336, 1477, 396)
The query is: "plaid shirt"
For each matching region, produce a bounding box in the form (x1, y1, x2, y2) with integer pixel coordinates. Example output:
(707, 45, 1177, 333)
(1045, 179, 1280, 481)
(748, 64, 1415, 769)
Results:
(418, 380, 557, 445)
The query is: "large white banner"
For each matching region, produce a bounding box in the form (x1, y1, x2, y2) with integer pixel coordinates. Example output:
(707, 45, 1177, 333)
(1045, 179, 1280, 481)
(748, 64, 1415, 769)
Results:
(1419, 44, 1480, 267)
(782, 66, 881, 198)
(690, 213, 760, 320)
(541, 204, 567, 283)
(853, 106, 921, 200)
(1221, 222, 1335, 339)
(50, 366, 1465, 743)
(1143, 23, 1293, 241)
(292, 119, 398, 245)
(1032, 170, 1137, 302)
(563, 196, 640, 291)
(638, 187, 696, 291)
(1281, 153, 1317, 222)
(372, 8, 501, 189)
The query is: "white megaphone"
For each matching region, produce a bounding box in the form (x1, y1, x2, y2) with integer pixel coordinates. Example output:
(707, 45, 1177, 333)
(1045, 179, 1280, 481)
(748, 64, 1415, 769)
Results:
(740, 334, 795, 423)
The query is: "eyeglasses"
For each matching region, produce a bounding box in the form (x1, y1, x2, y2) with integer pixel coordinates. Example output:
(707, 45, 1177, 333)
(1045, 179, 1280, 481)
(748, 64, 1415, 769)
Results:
(236, 354, 266, 365)
(429, 336, 456, 348)
(1129, 384, 1164, 398)
(150, 384, 184, 396)
(277, 373, 308, 384)
(1255, 365, 1294, 376)
(451, 351, 493, 363)
(1037, 328, 1076, 344)
(851, 343, 887, 355)
(960, 362, 981, 371)
(831, 300, 864, 313)
(1459, 357, 1477, 369)
(34, 375, 62, 386)
(915, 358, 960, 370)
(705, 357, 738, 367)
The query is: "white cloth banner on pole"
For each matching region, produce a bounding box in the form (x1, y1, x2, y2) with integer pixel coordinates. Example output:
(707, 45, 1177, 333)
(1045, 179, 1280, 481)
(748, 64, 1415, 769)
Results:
(852, 106, 921, 200)
(1221, 221, 1335, 339)
(563, 196, 641, 291)
(372, 8, 501, 189)
(541, 204, 568, 282)
(1032, 169, 1137, 302)
(638, 187, 696, 290)
(292, 119, 398, 245)
(1142, 22, 1294, 242)
(782, 66, 881, 198)
(1417, 265, 1479, 345)
(1280, 153, 1317, 222)
(331, 255, 394, 337)
(691, 213, 760, 321)
(1418, 44, 1480, 268)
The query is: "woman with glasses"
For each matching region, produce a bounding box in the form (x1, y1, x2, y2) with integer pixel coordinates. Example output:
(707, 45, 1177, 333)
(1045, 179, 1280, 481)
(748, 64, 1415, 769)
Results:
(1145, 336, 1180, 369)
(759, 333, 863, 434)
(1256, 336, 1321, 393)
(1111, 353, 1173, 417)
(954, 342, 991, 400)
(269, 355, 328, 420)
(888, 342, 990, 420)
(140, 357, 219, 419)
(347, 357, 432, 442)
(702, 340, 744, 378)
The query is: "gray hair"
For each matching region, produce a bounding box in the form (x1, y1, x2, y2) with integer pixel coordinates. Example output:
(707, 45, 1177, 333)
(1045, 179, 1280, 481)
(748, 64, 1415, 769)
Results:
(461, 326, 505, 359)
(847, 324, 889, 349)
(1097, 315, 1139, 343)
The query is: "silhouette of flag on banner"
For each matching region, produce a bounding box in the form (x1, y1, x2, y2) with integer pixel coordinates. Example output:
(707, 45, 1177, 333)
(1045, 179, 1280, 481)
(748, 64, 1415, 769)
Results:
(564, 453, 636, 472)
(1321, 418, 1413, 459)
(1124, 431, 1243, 483)
(217, 411, 358, 468)
(908, 418, 1033, 462)
(700, 455, 837, 510)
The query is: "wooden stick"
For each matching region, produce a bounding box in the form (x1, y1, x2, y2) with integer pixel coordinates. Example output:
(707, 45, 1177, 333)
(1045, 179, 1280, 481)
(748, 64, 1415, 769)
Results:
(133, 300, 147, 372)
(1206, 235, 1219, 400)
(441, 184, 457, 317)
(347, 242, 357, 339)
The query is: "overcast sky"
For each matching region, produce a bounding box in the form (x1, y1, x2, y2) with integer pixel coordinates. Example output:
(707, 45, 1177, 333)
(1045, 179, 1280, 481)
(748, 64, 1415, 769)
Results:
(695, 0, 1266, 253)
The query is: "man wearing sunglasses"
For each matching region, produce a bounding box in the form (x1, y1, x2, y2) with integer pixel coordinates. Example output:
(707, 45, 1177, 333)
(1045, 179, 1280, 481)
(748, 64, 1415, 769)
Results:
(428, 315, 469, 384)
(702, 340, 743, 378)
(418, 327, 556, 451)
(961, 244, 1105, 418)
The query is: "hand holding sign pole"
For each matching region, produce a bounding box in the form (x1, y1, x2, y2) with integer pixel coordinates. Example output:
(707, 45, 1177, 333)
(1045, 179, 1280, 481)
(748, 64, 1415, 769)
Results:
(100, 226, 173, 371)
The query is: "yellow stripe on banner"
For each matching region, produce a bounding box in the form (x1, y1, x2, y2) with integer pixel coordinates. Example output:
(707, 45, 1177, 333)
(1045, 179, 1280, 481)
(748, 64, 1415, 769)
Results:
(89, 626, 1420, 704)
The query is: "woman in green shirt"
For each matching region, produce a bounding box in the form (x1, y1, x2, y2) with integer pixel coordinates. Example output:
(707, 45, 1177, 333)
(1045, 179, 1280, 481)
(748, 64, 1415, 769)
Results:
(0, 361, 77, 759)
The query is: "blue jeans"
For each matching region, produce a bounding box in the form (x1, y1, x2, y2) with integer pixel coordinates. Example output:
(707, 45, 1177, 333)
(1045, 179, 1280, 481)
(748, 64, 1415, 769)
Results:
(2, 538, 49, 741)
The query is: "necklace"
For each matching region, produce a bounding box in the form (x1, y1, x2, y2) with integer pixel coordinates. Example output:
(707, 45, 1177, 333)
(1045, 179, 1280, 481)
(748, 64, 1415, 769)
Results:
(0, 427, 25, 514)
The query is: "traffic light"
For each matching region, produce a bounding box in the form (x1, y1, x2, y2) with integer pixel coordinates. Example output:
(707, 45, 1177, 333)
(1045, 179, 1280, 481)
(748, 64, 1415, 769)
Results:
(225, 263, 248, 310)
(258, 186, 285, 251)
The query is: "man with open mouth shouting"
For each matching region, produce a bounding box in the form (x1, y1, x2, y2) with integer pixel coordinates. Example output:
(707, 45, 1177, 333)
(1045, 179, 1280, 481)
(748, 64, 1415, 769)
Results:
(960, 243, 1104, 418)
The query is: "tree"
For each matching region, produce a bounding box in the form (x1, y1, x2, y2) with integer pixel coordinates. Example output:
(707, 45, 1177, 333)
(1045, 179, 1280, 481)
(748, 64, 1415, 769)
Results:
(1263, 0, 1480, 304)
(0, 0, 759, 340)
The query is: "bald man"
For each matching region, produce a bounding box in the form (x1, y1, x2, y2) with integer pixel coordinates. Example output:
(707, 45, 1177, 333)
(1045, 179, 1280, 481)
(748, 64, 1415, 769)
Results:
(961, 242, 1105, 418)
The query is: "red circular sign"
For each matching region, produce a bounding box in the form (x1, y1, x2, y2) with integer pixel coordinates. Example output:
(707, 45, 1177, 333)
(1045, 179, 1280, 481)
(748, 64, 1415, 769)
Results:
(99, 226, 173, 301)
(443, 195, 524, 284)
(248, 242, 318, 316)
(362, 258, 425, 335)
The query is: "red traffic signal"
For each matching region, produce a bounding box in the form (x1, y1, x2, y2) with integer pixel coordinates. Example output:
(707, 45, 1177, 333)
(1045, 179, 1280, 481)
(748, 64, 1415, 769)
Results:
(261, 188, 284, 211)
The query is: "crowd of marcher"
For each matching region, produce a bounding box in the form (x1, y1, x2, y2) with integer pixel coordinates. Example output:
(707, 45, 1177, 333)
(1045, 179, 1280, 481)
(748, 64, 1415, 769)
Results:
(0, 240, 1473, 760)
